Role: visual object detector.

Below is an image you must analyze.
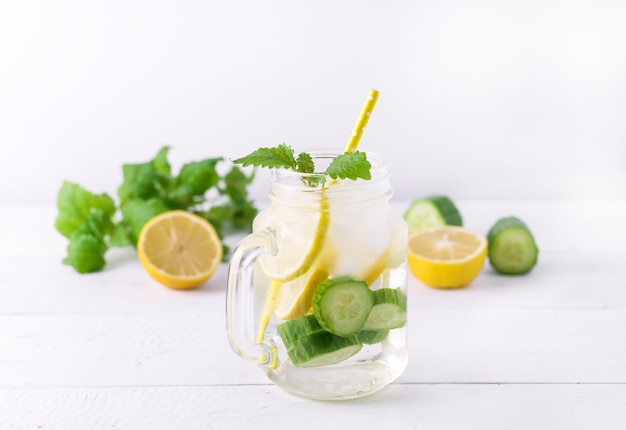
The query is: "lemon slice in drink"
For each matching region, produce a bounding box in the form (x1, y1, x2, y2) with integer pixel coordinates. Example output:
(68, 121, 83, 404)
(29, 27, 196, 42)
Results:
(258, 198, 330, 282)
(274, 264, 332, 320)
(407, 226, 487, 289)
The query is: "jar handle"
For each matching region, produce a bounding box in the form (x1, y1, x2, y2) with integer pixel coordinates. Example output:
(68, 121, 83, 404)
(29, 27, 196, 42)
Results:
(226, 228, 277, 367)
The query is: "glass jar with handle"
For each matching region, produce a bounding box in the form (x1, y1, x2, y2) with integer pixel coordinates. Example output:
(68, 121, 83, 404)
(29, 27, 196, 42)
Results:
(226, 150, 408, 400)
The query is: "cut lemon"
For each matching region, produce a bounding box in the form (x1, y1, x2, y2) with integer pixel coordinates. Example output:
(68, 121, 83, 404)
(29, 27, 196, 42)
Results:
(407, 226, 487, 289)
(256, 245, 335, 343)
(258, 196, 330, 282)
(274, 265, 331, 320)
(137, 210, 222, 289)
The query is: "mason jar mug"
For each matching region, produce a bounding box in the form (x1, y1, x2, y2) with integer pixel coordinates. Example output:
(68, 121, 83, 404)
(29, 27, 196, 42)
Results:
(226, 150, 408, 400)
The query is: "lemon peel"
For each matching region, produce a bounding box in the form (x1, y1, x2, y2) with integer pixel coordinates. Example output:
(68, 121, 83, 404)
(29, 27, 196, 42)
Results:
(408, 226, 487, 289)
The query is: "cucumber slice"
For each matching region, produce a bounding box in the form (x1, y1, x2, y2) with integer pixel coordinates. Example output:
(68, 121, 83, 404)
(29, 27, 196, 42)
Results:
(362, 288, 407, 331)
(285, 331, 363, 368)
(312, 277, 374, 337)
(355, 329, 390, 345)
(404, 196, 463, 235)
(487, 216, 539, 275)
(277, 314, 326, 346)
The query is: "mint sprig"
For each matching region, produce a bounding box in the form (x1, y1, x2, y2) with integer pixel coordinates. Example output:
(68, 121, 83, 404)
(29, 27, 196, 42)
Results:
(55, 147, 258, 274)
(232, 144, 372, 186)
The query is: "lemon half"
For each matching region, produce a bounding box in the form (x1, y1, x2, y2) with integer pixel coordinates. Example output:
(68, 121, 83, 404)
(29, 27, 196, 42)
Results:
(407, 226, 487, 289)
(137, 210, 222, 289)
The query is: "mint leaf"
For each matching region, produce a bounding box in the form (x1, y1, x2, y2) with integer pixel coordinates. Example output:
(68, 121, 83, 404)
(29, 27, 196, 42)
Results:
(55, 181, 116, 238)
(118, 147, 174, 205)
(175, 158, 222, 197)
(296, 152, 315, 174)
(232, 143, 297, 170)
(108, 223, 131, 247)
(198, 165, 257, 248)
(224, 166, 257, 230)
(152, 146, 172, 176)
(120, 198, 170, 245)
(64, 233, 108, 273)
(81, 208, 111, 237)
(203, 204, 232, 236)
(118, 162, 158, 203)
(223, 165, 253, 205)
(325, 151, 371, 181)
(166, 158, 221, 209)
(230, 199, 257, 231)
(62, 209, 110, 273)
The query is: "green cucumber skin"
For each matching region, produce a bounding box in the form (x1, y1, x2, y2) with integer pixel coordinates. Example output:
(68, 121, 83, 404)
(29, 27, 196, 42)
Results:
(277, 315, 325, 346)
(372, 288, 407, 307)
(427, 195, 463, 226)
(285, 331, 363, 368)
(404, 195, 463, 235)
(311, 277, 373, 337)
(362, 288, 407, 331)
(487, 216, 539, 275)
(355, 329, 390, 345)
(280, 285, 406, 367)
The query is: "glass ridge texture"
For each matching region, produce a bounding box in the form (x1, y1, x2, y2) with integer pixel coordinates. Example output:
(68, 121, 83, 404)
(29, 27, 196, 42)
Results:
(226, 150, 408, 400)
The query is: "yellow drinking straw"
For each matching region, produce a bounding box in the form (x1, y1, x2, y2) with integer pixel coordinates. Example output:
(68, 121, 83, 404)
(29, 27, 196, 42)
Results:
(344, 88, 379, 153)
(255, 89, 381, 351)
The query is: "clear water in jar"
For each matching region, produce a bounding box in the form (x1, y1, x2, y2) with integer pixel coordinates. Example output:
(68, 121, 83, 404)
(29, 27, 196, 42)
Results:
(252, 192, 408, 400)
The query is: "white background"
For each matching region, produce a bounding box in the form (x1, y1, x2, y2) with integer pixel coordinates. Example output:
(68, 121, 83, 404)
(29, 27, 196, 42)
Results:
(1, 0, 625, 205)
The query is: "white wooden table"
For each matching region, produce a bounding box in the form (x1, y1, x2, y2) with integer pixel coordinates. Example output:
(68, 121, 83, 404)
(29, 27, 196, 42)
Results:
(1, 200, 625, 429)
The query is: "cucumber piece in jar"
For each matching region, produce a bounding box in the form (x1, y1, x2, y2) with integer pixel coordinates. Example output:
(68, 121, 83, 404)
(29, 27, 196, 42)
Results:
(361, 288, 407, 331)
(277, 314, 326, 346)
(355, 329, 390, 345)
(487, 216, 539, 275)
(312, 277, 374, 337)
(285, 331, 363, 368)
(404, 195, 463, 235)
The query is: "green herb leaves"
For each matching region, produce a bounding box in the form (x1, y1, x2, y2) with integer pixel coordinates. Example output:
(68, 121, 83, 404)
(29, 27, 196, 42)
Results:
(55, 147, 258, 274)
(55, 182, 116, 238)
(55, 182, 116, 273)
(232, 144, 372, 186)
(326, 151, 371, 181)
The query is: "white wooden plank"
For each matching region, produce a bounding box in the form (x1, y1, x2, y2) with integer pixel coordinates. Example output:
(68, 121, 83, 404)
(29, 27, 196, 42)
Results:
(1, 248, 625, 314)
(2, 201, 625, 428)
(2, 309, 625, 387)
(0, 255, 232, 314)
(0, 312, 266, 387)
(1, 384, 625, 430)
(2, 201, 626, 315)
(402, 309, 626, 384)
(2, 199, 626, 258)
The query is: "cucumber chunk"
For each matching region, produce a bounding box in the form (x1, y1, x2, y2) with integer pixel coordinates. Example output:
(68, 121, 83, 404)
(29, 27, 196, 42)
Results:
(312, 277, 373, 337)
(362, 288, 407, 331)
(404, 196, 463, 235)
(487, 216, 539, 274)
(355, 329, 390, 345)
(277, 314, 326, 346)
(285, 331, 363, 368)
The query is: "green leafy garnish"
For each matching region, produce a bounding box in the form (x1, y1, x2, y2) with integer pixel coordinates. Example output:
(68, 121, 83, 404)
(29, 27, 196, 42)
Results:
(233, 143, 298, 170)
(326, 151, 372, 181)
(232, 144, 371, 186)
(62, 208, 110, 273)
(55, 182, 116, 238)
(295, 152, 315, 174)
(55, 147, 258, 274)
